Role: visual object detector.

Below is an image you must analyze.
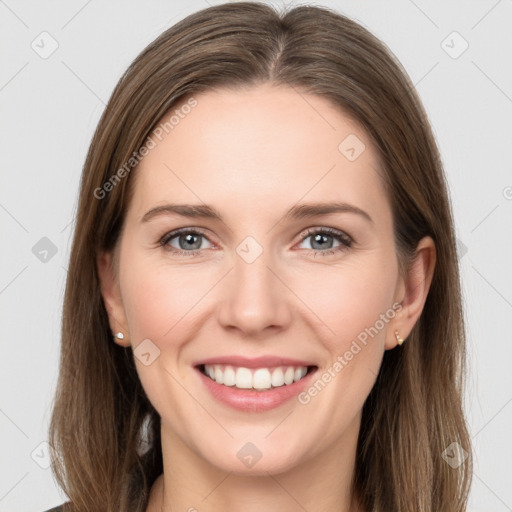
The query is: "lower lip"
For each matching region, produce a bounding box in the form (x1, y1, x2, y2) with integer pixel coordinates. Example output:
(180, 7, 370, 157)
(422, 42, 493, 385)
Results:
(196, 367, 317, 412)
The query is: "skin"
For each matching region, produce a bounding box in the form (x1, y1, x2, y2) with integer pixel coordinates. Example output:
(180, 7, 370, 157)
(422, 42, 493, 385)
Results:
(98, 83, 435, 512)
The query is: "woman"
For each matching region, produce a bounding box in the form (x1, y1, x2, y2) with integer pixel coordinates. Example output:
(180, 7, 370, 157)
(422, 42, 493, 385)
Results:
(47, 2, 472, 511)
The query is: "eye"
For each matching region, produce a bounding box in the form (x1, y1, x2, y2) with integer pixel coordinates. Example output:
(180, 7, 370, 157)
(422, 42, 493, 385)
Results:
(296, 227, 353, 257)
(159, 228, 213, 256)
(158, 226, 353, 258)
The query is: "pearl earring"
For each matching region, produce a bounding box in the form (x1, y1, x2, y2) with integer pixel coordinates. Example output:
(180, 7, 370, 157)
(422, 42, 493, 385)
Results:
(113, 332, 125, 341)
(394, 330, 404, 346)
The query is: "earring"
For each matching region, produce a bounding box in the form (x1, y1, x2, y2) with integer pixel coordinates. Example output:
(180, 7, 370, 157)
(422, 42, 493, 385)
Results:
(394, 330, 404, 346)
(113, 332, 125, 341)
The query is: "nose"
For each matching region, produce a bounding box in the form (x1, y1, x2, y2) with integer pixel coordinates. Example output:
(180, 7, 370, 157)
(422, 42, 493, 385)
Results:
(216, 244, 292, 338)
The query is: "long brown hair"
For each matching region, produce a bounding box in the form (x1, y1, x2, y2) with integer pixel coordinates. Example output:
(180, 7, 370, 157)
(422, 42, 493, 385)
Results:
(49, 2, 472, 511)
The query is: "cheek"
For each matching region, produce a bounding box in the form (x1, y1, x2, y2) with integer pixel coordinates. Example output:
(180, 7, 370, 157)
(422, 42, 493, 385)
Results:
(118, 253, 212, 424)
(120, 253, 213, 343)
(300, 256, 397, 350)
(292, 261, 397, 442)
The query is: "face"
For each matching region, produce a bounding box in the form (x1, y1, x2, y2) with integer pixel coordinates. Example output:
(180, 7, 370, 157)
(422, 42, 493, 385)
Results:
(100, 83, 409, 475)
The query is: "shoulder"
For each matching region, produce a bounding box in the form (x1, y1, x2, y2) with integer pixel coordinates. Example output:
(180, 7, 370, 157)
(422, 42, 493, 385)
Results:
(43, 504, 70, 512)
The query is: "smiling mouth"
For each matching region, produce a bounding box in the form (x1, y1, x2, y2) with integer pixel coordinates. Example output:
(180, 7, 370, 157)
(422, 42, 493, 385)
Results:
(197, 364, 317, 391)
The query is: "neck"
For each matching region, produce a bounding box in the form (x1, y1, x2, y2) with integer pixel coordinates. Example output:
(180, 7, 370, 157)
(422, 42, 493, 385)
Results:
(146, 414, 364, 512)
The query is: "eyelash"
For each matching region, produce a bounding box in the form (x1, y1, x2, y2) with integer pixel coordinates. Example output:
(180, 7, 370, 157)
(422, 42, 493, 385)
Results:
(158, 227, 353, 258)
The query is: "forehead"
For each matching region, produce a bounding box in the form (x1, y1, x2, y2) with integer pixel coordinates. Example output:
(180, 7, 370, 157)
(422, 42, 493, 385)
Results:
(128, 84, 389, 224)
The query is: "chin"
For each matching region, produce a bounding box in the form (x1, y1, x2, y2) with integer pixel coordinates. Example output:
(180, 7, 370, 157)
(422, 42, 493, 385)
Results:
(197, 437, 308, 476)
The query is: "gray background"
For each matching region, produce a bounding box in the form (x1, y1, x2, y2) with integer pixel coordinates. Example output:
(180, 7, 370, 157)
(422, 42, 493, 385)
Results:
(1, 0, 511, 510)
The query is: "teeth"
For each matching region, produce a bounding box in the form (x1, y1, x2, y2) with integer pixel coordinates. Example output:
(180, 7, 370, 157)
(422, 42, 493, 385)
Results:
(203, 364, 310, 390)
(271, 368, 284, 387)
(214, 366, 224, 385)
(284, 367, 295, 385)
(253, 369, 272, 390)
(223, 366, 236, 386)
(236, 367, 253, 389)
(294, 367, 307, 382)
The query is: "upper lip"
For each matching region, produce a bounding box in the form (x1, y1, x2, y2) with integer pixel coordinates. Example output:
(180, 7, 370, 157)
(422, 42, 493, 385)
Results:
(193, 355, 317, 369)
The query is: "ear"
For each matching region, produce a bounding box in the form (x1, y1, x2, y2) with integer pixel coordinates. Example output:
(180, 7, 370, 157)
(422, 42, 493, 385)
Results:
(97, 249, 131, 347)
(386, 236, 436, 349)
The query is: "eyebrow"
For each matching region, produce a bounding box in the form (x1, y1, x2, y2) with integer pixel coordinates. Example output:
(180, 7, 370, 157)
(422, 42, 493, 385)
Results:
(141, 201, 373, 224)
